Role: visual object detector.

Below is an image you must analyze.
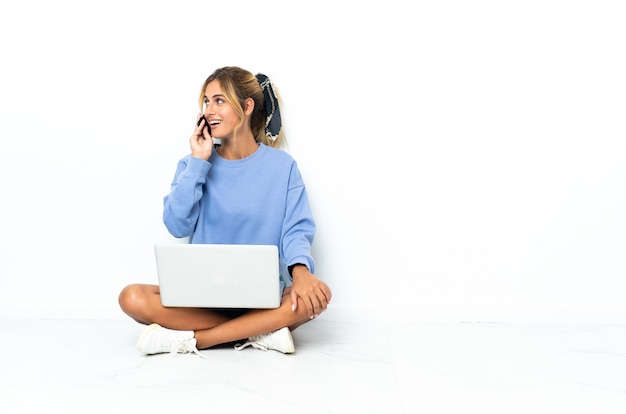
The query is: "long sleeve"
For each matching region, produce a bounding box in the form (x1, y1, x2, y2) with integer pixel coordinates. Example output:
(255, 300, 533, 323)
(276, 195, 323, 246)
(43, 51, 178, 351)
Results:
(163, 155, 212, 238)
(280, 162, 316, 277)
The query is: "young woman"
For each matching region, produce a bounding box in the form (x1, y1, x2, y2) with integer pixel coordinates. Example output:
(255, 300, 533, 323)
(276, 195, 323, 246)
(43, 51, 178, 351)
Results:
(118, 66, 332, 355)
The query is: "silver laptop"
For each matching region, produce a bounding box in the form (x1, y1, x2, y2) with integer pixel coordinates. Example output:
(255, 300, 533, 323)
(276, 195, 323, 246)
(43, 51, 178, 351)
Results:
(154, 243, 281, 309)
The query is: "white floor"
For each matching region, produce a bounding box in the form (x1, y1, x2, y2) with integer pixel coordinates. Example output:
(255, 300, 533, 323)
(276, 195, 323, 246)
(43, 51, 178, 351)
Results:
(1, 316, 626, 414)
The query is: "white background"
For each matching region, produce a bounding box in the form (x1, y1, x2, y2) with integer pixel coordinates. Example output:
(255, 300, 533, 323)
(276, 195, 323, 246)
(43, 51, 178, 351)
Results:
(1, 0, 625, 322)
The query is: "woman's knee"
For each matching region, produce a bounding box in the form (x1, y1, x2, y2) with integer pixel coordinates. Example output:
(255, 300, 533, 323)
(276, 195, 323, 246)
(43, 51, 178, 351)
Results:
(118, 284, 146, 315)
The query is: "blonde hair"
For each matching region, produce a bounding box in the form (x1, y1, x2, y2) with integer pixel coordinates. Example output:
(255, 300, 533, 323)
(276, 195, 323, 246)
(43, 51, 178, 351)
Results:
(198, 66, 285, 148)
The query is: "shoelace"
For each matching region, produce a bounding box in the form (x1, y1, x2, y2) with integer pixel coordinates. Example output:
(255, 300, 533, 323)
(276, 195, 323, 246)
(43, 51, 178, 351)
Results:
(170, 338, 206, 358)
(234, 335, 270, 351)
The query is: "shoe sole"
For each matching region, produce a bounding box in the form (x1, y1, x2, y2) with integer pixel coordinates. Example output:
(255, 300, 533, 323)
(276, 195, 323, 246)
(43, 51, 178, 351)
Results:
(137, 323, 162, 354)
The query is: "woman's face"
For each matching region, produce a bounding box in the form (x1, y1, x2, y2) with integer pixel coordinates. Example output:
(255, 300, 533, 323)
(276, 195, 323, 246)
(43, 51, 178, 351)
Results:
(202, 80, 240, 139)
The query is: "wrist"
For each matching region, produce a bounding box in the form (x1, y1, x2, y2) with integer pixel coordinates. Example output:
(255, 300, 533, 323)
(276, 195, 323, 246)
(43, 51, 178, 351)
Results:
(288, 263, 308, 278)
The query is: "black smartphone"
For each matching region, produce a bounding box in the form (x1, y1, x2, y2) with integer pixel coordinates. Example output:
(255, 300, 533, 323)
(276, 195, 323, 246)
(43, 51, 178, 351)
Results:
(197, 115, 211, 137)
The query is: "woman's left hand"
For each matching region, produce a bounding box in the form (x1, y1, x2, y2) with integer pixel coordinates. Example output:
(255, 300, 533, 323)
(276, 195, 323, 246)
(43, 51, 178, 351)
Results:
(290, 266, 332, 319)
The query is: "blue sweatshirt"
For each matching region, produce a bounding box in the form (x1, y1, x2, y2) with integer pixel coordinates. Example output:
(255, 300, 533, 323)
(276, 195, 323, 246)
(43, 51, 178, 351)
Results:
(163, 143, 316, 286)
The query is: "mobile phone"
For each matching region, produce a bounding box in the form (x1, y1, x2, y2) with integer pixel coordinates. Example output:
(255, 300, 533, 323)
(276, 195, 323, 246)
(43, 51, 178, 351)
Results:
(197, 115, 211, 137)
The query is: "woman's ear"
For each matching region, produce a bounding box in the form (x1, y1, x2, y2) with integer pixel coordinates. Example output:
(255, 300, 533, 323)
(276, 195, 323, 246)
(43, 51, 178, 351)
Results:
(244, 97, 255, 115)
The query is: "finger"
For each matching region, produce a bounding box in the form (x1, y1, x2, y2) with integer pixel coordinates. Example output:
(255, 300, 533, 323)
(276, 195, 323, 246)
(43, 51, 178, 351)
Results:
(302, 294, 315, 318)
(202, 125, 211, 139)
(313, 286, 328, 310)
(194, 114, 208, 134)
(309, 293, 323, 319)
(290, 289, 298, 312)
(197, 121, 206, 137)
(321, 284, 332, 306)
(306, 288, 327, 316)
(195, 114, 203, 129)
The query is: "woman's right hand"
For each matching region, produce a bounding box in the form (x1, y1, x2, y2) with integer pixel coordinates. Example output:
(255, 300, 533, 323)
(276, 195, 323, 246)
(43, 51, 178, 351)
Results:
(190, 114, 213, 160)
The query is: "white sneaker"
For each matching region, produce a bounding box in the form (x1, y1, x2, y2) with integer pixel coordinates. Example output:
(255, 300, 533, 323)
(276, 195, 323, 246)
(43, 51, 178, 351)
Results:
(137, 323, 203, 357)
(234, 327, 295, 354)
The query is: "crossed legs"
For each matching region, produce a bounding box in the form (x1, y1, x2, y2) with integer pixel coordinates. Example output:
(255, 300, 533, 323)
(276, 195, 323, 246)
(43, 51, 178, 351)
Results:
(118, 284, 312, 349)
